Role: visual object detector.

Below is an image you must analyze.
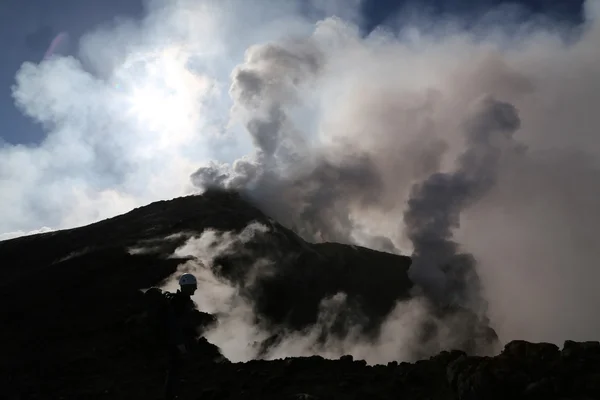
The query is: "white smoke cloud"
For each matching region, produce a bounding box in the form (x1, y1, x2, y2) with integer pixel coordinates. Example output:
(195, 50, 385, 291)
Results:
(162, 223, 274, 361)
(2, 0, 315, 237)
(161, 225, 496, 364)
(0, 226, 55, 241)
(189, 1, 600, 350)
(3, 0, 600, 358)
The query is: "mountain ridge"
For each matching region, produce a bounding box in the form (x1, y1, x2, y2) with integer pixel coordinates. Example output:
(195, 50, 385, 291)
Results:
(1, 189, 598, 399)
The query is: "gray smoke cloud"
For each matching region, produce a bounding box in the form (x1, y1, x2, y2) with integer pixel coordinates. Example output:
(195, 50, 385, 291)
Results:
(405, 96, 521, 308)
(163, 224, 493, 364)
(4, 0, 600, 361)
(192, 35, 386, 244)
(188, 0, 600, 351)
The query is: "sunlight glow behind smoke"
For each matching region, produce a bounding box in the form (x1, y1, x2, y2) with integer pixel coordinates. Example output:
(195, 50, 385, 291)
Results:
(118, 47, 214, 140)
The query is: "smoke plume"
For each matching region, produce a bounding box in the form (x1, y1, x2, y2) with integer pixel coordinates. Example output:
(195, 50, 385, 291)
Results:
(405, 96, 521, 309)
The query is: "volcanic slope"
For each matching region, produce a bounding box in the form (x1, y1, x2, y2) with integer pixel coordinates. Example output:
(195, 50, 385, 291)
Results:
(1, 189, 599, 399)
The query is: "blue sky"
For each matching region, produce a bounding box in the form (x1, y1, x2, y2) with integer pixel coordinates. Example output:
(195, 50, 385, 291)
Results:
(0, 0, 585, 145)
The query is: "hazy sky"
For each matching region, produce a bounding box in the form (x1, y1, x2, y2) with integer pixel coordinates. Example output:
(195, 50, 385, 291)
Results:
(0, 0, 584, 145)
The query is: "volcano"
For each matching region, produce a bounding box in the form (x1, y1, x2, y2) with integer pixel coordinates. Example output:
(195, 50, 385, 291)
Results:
(1, 189, 598, 399)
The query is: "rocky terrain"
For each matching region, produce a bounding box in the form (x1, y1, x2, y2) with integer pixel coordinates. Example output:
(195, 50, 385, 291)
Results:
(1, 189, 599, 399)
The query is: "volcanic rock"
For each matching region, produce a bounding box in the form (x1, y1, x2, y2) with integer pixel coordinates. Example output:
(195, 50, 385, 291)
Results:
(1, 189, 597, 399)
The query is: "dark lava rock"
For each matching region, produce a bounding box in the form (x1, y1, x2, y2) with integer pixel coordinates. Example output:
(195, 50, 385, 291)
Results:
(339, 355, 353, 363)
(562, 340, 600, 359)
(1, 190, 599, 399)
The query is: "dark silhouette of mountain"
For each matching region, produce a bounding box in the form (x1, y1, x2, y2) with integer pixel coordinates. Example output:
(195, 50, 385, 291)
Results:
(1, 189, 598, 399)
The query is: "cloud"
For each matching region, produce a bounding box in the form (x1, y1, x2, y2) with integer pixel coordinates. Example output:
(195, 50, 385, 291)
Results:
(3, 0, 314, 237)
(404, 96, 521, 309)
(3, 0, 600, 360)
(187, 0, 600, 351)
(161, 223, 275, 361)
(160, 224, 496, 364)
(0, 226, 55, 241)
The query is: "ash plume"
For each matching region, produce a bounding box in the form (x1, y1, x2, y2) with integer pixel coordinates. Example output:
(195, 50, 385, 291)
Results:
(405, 96, 521, 309)
(192, 34, 386, 244)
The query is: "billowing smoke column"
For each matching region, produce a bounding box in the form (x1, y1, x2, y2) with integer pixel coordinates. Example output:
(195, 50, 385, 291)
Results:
(405, 96, 521, 311)
(193, 32, 523, 319)
(192, 37, 384, 245)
